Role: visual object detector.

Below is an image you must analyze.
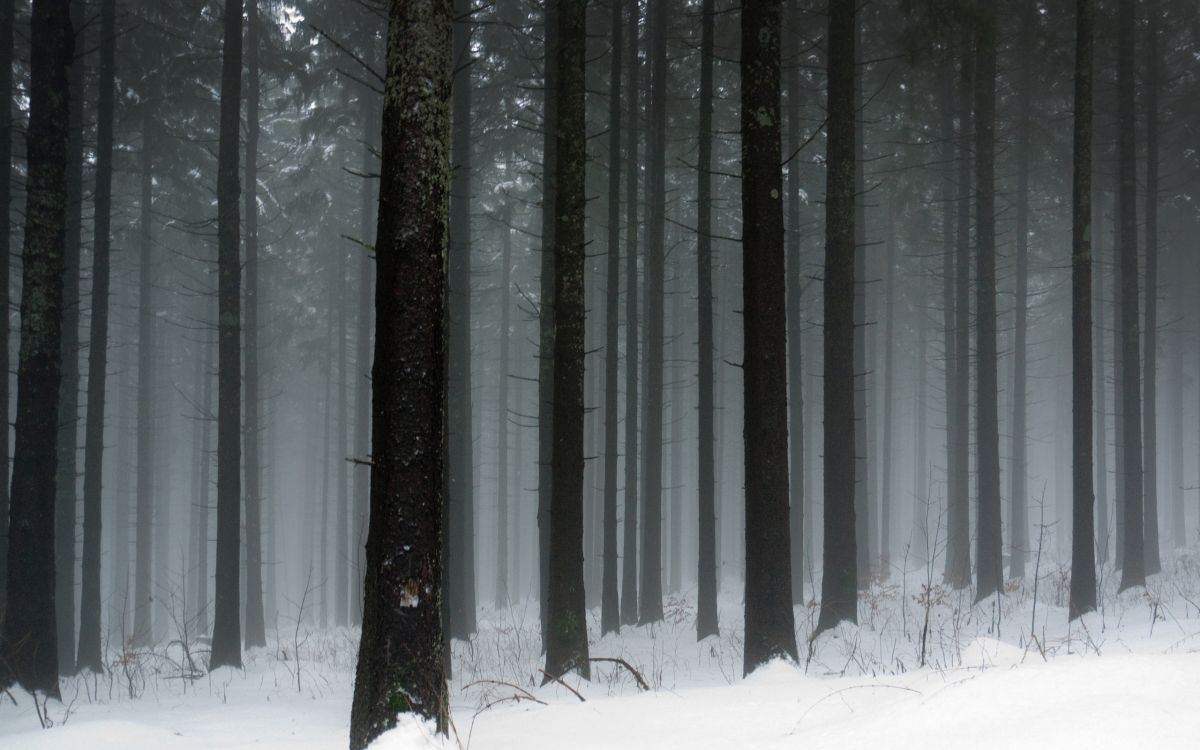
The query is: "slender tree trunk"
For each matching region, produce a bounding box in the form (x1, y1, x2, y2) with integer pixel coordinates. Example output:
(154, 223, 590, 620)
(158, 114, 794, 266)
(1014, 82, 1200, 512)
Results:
(638, 0, 668, 625)
(348, 0, 453, 743)
(946, 34, 973, 589)
(1141, 0, 1161, 576)
(880, 195, 896, 572)
(495, 178, 513, 610)
(543, 0, 590, 680)
(1116, 0, 1144, 592)
(619, 0, 640, 627)
(600, 0, 622, 635)
(1010, 5, 1034, 580)
(852, 15, 870, 586)
(695, 0, 717, 637)
(537, 0, 558, 641)
(77, 0, 115, 673)
(668, 290, 683, 594)
(336, 209, 350, 627)
(243, 0, 265, 648)
(1094, 194, 1109, 563)
(973, 2, 1002, 602)
(938, 51, 957, 580)
(815, 0, 857, 636)
(0, 0, 73, 695)
(1113, 188, 1125, 567)
(210, 0, 244, 670)
(133, 114, 155, 646)
(1069, 0, 1097, 620)
(784, 0, 804, 605)
(741, 0, 796, 672)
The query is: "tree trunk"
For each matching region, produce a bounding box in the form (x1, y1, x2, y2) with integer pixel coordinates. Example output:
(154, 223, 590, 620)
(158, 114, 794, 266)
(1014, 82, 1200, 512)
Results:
(946, 34, 972, 590)
(0, 0, 73, 695)
(852, 14, 870, 586)
(973, 2, 1002, 603)
(1069, 0, 1097, 620)
(1116, 0, 1144, 592)
(1141, 0, 1161, 576)
(243, 0, 265, 648)
(815, 0, 857, 636)
(600, 0, 622, 635)
(0, 0, 12, 630)
(938, 49, 956, 578)
(784, 0, 804, 605)
(741, 0, 797, 673)
(638, 0, 668, 625)
(695, 0, 717, 638)
(1094, 192, 1109, 563)
(880, 195, 896, 572)
(1010, 4, 1034, 580)
(537, 0, 558, 642)
(348, 0, 453, 743)
(543, 0, 590, 681)
(77, 0, 116, 672)
(210, 0, 244, 670)
(53, 0, 84, 673)
(620, 0, 640, 628)
(133, 113, 155, 646)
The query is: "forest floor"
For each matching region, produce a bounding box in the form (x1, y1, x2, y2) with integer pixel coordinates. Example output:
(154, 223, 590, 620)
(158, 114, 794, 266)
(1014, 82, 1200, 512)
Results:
(4, 550, 1200, 748)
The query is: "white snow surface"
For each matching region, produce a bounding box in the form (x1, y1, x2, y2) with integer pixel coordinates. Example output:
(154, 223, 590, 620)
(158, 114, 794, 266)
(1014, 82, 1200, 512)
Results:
(5, 553, 1200, 749)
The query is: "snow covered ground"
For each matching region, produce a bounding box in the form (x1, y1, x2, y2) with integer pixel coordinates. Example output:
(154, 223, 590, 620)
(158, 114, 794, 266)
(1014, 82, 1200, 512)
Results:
(5, 551, 1200, 749)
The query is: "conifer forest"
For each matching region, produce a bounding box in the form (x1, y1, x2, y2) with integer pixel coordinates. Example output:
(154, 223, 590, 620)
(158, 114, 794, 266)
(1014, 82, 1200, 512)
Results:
(2, 0, 1200, 748)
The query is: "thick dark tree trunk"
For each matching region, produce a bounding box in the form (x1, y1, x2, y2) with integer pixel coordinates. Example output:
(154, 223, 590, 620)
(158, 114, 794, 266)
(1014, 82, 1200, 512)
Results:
(0, 0, 73, 695)
(1094, 193, 1109, 563)
(946, 34, 972, 590)
(815, 0, 857, 636)
(1141, 0, 1161, 576)
(210, 0, 244, 670)
(695, 0, 717, 638)
(54, 0, 84, 673)
(243, 0, 265, 648)
(77, 0, 116, 673)
(537, 0, 558, 641)
(638, 0, 667, 625)
(741, 0, 796, 673)
(1069, 0, 1097, 621)
(973, 3, 1002, 603)
(0, 0, 12, 629)
(600, 0, 622, 636)
(1010, 5, 1034, 580)
(1116, 0, 1144, 592)
(619, 0, 640, 628)
(543, 0, 590, 681)
(784, 0, 803, 605)
(348, 0, 453, 743)
(133, 113, 155, 646)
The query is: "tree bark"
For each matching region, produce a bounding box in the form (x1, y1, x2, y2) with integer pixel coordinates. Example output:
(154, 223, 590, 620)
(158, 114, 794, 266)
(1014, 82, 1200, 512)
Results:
(348, 0, 453, 743)
(210, 0, 244, 670)
(0, 0, 12, 630)
(1116, 0, 1144, 592)
(1069, 0, 1097, 621)
(1141, 0, 1161, 576)
(0, 0, 73, 695)
(784, 0, 803, 605)
(543, 0, 590, 681)
(133, 113, 155, 646)
(619, 0, 640, 628)
(638, 0, 668, 625)
(741, 0, 797, 673)
(243, 0, 266, 648)
(600, 0, 622, 636)
(77, 0, 116, 673)
(815, 0, 857, 636)
(973, 1, 1002, 603)
(695, 0, 717, 638)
